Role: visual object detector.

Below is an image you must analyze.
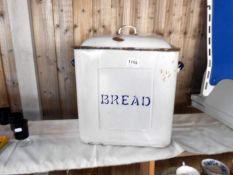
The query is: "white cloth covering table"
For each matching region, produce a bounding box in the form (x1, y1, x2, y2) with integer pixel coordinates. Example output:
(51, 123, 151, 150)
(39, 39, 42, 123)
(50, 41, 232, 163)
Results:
(0, 113, 233, 175)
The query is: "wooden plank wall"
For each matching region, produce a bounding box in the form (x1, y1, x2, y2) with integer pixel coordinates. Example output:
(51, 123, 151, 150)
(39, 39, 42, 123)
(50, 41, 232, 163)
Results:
(0, 0, 21, 112)
(0, 48, 8, 107)
(0, 0, 207, 118)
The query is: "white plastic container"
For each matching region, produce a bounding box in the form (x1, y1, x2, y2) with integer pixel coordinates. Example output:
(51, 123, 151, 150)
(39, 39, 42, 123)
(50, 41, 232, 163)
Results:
(75, 26, 181, 147)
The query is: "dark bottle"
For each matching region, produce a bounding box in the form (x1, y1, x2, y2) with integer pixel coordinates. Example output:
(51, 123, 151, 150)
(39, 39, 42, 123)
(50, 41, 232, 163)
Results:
(0, 107, 11, 125)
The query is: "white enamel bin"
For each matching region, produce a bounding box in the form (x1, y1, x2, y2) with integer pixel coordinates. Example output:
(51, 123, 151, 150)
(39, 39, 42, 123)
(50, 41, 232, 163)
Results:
(75, 26, 181, 147)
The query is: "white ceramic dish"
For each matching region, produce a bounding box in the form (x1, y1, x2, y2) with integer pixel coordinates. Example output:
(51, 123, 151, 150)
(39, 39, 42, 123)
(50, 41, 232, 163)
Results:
(176, 162, 200, 175)
(201, 159, 230, 175)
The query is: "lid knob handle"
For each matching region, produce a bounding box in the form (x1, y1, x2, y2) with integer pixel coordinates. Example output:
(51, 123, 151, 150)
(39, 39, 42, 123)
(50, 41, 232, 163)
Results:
(117, 25, 137, 35)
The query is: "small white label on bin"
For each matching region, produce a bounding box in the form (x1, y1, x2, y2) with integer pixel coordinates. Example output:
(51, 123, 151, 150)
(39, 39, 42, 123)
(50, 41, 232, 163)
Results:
(127, 59, 139, 67)
(15, 128, 22, 133)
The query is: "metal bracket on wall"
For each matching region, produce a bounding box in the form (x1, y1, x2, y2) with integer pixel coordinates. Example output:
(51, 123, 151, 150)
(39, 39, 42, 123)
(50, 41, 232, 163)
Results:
(201, 0, 215, 96)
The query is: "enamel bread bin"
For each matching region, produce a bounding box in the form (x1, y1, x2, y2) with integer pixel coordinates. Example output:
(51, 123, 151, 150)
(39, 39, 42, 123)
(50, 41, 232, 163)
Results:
(75, 26, 181, 147)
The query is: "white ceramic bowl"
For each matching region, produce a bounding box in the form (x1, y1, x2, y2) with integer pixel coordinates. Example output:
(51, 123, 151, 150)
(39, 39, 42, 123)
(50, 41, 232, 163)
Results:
(201, 159, 230, 175)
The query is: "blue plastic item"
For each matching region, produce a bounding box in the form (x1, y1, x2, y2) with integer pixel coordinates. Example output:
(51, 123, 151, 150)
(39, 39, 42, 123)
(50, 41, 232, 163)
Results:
(211, 0, 233, 85)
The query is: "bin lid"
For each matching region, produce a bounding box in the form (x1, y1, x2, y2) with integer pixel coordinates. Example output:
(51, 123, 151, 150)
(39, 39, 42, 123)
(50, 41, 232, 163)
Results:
(75, 26, 179, 52)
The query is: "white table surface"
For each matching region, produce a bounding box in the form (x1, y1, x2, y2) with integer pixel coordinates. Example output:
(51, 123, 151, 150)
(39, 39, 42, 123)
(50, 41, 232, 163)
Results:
(0, 113, 233, 175)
